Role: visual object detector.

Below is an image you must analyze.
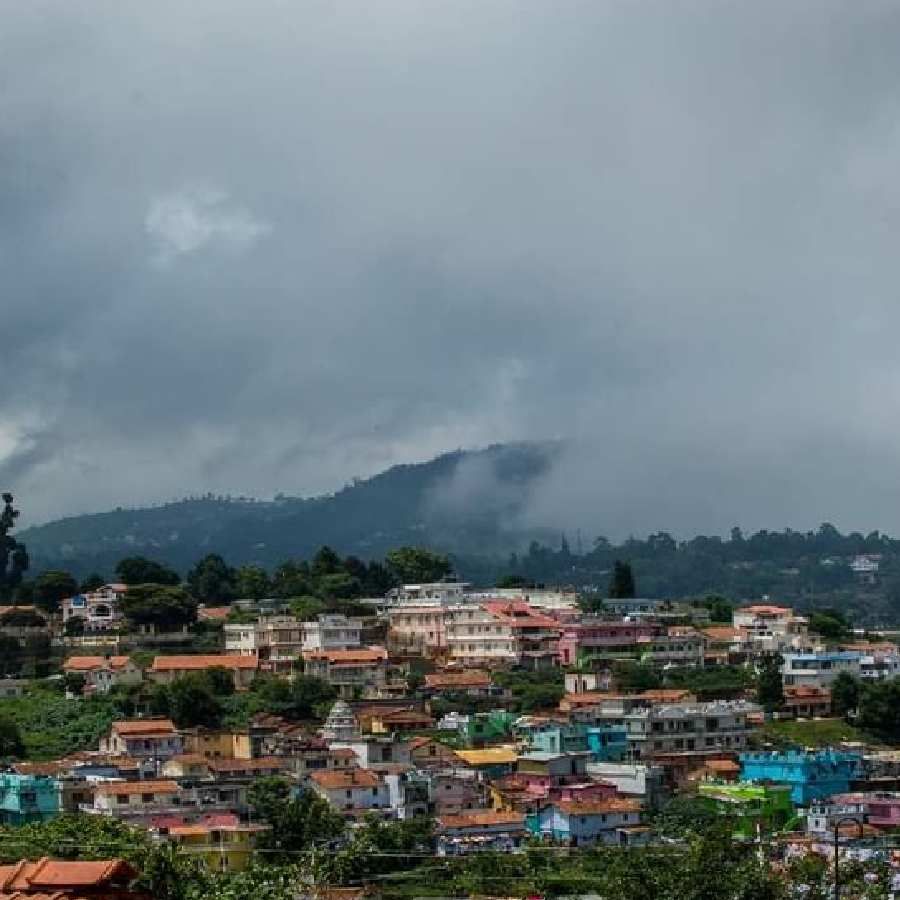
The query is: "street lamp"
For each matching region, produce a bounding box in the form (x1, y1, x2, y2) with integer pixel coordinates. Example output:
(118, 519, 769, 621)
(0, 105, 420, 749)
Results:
(833, 815, 864, 900)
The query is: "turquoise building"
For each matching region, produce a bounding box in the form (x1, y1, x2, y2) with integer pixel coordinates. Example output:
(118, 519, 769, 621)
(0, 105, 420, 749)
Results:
(0, 773, 60, 824)
(586, 726, 628, 762)
(739, 750, 862, 805)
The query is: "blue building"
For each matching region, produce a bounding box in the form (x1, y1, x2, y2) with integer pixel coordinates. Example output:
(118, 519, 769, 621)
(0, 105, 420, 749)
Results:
(586, 726, 628, 762)
(739, 750, 862, 805)
(515, 719, 587, 755)
(0, 773, 60, 824)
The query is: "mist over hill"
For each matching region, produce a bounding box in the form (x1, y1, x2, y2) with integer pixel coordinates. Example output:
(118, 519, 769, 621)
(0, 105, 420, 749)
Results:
(19, 443, 559, 577)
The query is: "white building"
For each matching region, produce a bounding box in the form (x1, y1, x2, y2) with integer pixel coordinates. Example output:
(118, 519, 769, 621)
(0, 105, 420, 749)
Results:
(62, 584, 127, 633)
(732, 604, 809, 652)
(308, 768, 391, 818)
(300, 614, 362, 652)
(781, 651, 862, 689)
(223, 615, 302, 674)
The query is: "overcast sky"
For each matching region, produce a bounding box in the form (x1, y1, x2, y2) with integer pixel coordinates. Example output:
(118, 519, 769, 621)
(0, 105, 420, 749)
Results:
(3, 1, 900, 538)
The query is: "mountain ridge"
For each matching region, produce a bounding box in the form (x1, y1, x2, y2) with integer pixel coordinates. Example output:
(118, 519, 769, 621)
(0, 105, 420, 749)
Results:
(18, 442, 559, 576)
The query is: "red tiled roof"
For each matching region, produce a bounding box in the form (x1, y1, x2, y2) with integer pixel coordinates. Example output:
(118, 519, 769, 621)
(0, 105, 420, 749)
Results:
(480, 601, 559, 630)
(424, 670, 491, 689)
(197, 606, 232, 621)
(92, 780, 179, 796)
(310, 768, 381, 789)
(555, 798, 642, 814)
(437, 810, 525, 829)
(303, 647, 388, 664)
(151, 654, 258, 671)
(63, 655, 134, 672)
(111, 719, 176, 736)
(0, 857, 136, 892)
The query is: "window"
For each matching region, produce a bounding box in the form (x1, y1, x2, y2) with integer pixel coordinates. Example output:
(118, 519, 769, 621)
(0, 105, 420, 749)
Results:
(116, 794, 129, 804)
(142, 793, 154, 803)
(346, 790, 353, 798)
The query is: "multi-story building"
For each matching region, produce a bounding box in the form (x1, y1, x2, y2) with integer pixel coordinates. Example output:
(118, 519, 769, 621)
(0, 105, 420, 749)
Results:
(100, 719, 183, 761)
(782, 685, 832, 719)
(388, 582, 470, 605)
(558, 620, 664, 668)
(62, 584, 127, 633)
(732, 604, 809, 652)
(740, 750, 862, 804)
(223, 616, 302, 675)
(85, 780, 183, 821)
(843, 642, 900, 680)
(635, 627, 704, 668)
(62, 656, 143, 695)
(153, 818, 270, 873)
(299, 614, 362, 652)
(308, 768, 390, 819)
(0, 773, 60, 824)
(445, 601, 560, 669)
(302, 646, 388, 698)
(149, 654, 259, 689)
(781, 651, 861, 689)
(531, 797, 644, 847)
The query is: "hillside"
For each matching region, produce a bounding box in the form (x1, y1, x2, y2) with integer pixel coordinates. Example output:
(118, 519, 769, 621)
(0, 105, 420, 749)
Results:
(19, 443, 559, 577)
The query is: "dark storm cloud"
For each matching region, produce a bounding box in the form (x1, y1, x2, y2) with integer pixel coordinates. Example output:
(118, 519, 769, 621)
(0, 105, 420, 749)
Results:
(3, 0, 900, 537)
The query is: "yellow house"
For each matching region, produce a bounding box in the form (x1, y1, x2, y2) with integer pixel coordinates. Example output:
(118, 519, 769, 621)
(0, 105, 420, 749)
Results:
(164, 822, 269, 872)
(161, 754, 212, 779)
(181, 728, 252, 760)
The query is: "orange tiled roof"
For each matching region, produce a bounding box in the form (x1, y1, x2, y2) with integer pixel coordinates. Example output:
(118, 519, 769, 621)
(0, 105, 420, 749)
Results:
(310, 768, 381, 789)
(437, 810, 525, 829)
(784, 684, 831, 699)
(480, 601, 559, 630)
(92, 779, 179, 796)
(705, 759, 741, 772)
(701, 626, 745, 642)
(111, 719, 177, 736)
(197, 606, 232, 621)
(151, 654, 258, 672)
(303, 647, 388, 664)
(562, 689, 692, 705)
(0, 857, 136, 891)
(208, 757, 287, 774)
(555, 798, 642, 814)
(424, 670, 492, 689)
(736, 605, 791, 615)
(63, 655, 134, 672)
(166, 754, 210, 766)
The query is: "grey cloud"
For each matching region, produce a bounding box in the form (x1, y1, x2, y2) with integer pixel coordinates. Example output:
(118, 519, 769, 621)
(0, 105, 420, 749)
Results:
(2, 0, 900, 537)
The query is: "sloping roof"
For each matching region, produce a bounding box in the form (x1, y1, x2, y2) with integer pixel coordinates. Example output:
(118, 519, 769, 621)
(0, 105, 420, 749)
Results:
(437, 810, 525, 829)
(701, 626, 745, 642)
(197, 606, 232, 621)
(63, 655, 134, 672)
(424, 670, 492, 689)
(303, 647, 388, 664)
(555, 798, 642, 814)
(736, 605, 792, 615)
(373, 710, 434, 725)
(151, 654, 258, 671)
(111, 719, 176, 736)
(480, 601, 559, 629)
(310, 768, 381, 789)
(705, 759, 741, 773)
(562, 689, 693, 706)
(208, 757, 287, 774)
(0, 857, 136, 891)
(92, 780, 179, 796)
(454, 746, 518, 766)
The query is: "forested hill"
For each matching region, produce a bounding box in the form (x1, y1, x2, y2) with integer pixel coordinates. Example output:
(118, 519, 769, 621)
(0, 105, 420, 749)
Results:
(19, 443, 558, 577)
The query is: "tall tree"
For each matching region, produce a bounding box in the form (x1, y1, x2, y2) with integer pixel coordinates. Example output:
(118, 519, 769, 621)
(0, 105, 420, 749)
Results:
(121, 584, 197, 629)
(115, 556, 180, 586)
(186, 554, 236, 603)
(385, 547, 452, 584)
(235, 565, 271, 600)
(79, 573, 106, 593)
(831, 672, 859, 718)
(756, 652, 784, 711)
(0, 494, 28, 602)
(33, 570, 78, 615)
(608, 559, 636, 598)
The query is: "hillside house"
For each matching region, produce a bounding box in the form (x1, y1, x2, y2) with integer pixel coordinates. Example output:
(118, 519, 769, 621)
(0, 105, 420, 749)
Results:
(100, 720, 183, 761)
(62, 584, 127, 633)
(532, 798, 644, 847)
(435, 810, 526, 855)
(149, 654, 259, 689)
(308, 768, 390, 818)
(63, 656, 142, 694)
(302, 647, 388, 698)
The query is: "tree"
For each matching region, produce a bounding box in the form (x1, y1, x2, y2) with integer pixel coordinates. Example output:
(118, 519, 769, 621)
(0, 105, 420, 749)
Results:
(809, 609, 851, 642)
(287, 674, 337, 719)
(0, 716, 24, 758)
(186, 554, 236, 603)
(496, 574, 534, 589)
(756, 652, 784, 711)
(608, 560, 636, 598)
(32, 570, 77, 615)
(857, 679, 900, 743)
(271, 561, 312, 599)
(385, 547, 452, 584)
(115, 556, 180, 587)
(121, 584, 197, 629)
(311, 546, 342, 577)
(235, 565, 271, 600)
(0, 494, 28, 602)
(150, 673, 223, 728)
(831, 672, 859, 718)
(79, 573, 106, 592)
(249, 783, 346, 860)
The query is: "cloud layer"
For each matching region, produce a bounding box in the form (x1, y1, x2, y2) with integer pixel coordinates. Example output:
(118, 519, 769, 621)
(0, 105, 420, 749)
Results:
(3, 1, 900, 538)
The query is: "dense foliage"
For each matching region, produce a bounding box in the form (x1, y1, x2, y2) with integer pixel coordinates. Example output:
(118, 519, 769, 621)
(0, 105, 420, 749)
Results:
(0, 494, 28, 602)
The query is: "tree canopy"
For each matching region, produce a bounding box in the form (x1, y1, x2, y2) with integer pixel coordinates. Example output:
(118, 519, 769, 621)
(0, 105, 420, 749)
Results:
(385, 546, 452, 584)
(115, 556, 181, 586)
(32, 570, 78, 614)
(121, 584, 198, 629)
(186, 554, 237, 603)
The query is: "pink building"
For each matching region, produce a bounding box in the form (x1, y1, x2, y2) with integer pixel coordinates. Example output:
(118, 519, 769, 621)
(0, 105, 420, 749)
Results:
(558, 620, 664, 667)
